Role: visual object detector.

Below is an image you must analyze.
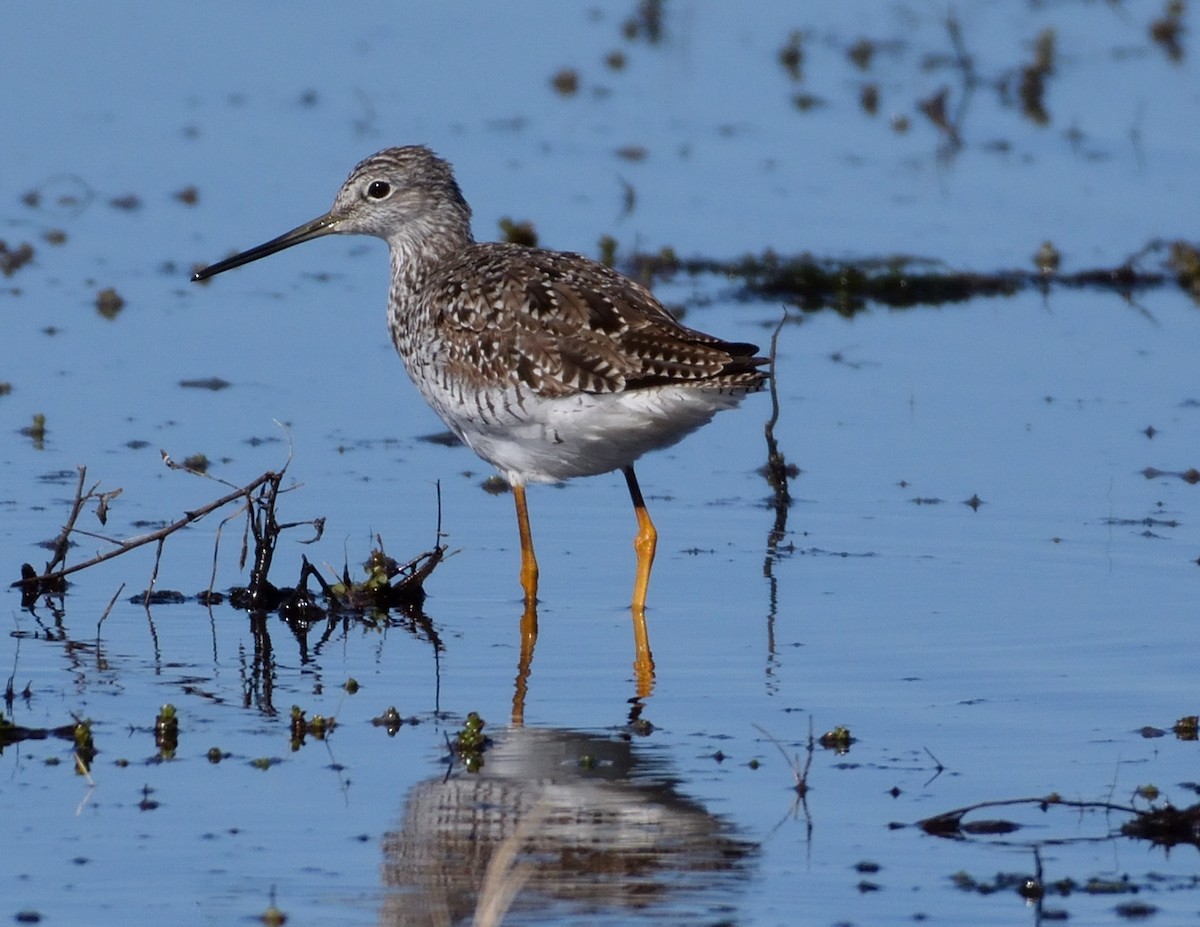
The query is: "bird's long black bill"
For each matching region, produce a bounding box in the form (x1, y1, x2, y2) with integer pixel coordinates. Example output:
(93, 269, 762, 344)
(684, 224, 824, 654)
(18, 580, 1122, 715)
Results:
(191, 213, 339, 281)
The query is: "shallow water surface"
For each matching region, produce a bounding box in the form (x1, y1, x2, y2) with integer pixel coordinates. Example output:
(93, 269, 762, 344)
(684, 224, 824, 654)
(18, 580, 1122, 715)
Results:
(3, 3, 1199, 925)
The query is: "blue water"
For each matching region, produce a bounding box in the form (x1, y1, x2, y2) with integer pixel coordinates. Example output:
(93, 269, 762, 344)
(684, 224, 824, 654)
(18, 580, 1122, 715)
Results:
(3, 3, 1199, 925)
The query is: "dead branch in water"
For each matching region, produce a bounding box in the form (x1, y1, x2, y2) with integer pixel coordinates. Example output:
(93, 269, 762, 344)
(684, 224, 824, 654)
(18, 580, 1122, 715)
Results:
(12, 458, 287, 606)
(11, 454, 445, 619)
(918, 793, 1200, 851)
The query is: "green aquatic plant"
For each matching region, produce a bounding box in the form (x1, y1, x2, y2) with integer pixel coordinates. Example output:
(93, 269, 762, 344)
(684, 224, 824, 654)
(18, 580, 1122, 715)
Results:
(155, 704, 179, 759)
(453, 711, 490, 773)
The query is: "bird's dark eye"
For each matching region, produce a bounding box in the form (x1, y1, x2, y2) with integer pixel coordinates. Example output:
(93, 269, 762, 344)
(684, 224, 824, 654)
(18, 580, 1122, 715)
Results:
(366, 180, 391, 200)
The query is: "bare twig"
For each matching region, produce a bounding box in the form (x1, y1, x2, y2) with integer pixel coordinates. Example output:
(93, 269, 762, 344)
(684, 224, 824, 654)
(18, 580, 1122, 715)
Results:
(208, 503, 250, 596)
(44, 467, 93, 575)
(96, 584, 125, 642)
(918, 795, 1141, 837)
(12, 462, 282, 596)
(4, 619, 21, 714)
(754, 719, 814, 796)
(754, 720, 815, 849)
(145, 537, 166, 607)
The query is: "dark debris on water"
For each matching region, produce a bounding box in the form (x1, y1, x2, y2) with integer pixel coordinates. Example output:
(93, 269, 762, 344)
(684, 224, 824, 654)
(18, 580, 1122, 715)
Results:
(625, 239, 1200, 314)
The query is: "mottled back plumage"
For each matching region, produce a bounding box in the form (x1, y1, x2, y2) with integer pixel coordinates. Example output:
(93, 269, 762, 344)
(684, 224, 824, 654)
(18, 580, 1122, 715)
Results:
(403, 241, 765, 398)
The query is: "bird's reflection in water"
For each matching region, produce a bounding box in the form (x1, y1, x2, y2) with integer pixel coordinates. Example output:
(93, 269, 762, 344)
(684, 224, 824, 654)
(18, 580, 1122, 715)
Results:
(380, 726, 756, 926)
(512, 600, 654, 725)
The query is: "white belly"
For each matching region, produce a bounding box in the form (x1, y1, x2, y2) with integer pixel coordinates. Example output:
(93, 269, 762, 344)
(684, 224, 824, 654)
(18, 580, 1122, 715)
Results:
(419, 380, 752, 485)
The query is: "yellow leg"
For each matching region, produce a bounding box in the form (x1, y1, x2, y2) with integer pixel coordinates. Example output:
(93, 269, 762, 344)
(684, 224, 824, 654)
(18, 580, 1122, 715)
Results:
(623, 466, 657, 611)
(623, 466, 657, 695)
(631, 608, 656, 699)
(513, 482, 539, 609)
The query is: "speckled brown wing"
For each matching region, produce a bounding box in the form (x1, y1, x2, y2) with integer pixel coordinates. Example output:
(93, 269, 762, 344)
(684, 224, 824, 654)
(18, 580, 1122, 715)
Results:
(430, 242, 768, 399)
